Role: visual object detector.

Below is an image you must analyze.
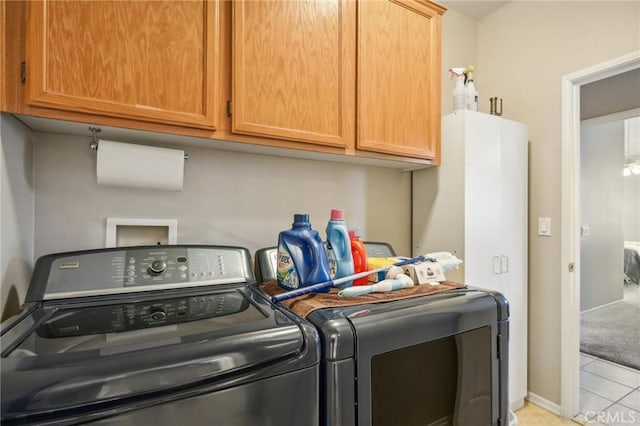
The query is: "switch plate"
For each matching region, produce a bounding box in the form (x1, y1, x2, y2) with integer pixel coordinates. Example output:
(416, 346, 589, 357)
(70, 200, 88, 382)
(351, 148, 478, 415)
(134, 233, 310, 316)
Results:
(538, 217, 551, 236)
(581, 226, 590, 237)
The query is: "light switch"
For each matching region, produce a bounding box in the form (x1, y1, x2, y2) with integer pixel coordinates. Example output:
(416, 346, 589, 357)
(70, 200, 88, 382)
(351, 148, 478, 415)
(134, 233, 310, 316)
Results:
(581, 226, 590, 237)
(538, 217, 551, 236)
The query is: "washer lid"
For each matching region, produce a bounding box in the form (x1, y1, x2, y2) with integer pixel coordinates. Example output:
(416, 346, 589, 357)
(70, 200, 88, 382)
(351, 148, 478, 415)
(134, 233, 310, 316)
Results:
(1, 288, 311, 423)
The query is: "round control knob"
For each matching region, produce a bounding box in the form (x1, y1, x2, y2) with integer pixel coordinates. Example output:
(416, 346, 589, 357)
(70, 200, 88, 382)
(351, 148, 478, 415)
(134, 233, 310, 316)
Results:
(149, 307, 167, 321)
(148, 260, 167, 275)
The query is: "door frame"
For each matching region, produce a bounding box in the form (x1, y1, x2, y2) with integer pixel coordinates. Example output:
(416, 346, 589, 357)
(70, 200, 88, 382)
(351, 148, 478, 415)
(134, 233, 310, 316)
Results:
(560, 50, 640, 418)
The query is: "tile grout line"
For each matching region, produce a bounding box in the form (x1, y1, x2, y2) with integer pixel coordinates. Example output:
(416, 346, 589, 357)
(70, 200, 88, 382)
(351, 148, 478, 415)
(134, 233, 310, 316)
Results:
(583, 368, 640, 389)
(580, 354, 640, 419)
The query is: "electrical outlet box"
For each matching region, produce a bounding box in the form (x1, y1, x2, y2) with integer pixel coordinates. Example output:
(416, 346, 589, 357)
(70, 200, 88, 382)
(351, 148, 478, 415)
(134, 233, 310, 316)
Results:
(106, 218, 177, 247)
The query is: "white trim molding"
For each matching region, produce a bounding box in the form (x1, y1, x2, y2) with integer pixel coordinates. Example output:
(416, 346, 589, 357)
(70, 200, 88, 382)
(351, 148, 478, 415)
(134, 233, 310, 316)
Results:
(560, 50, 640, 419)
(527, 392, 562, 416)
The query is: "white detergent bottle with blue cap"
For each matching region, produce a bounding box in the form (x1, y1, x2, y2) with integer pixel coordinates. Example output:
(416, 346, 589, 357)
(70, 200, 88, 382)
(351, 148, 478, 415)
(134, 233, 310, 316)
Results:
(325, 209, 354, 288)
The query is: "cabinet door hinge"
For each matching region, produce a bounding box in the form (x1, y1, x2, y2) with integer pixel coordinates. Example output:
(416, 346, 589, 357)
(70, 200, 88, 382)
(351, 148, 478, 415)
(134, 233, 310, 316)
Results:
(20, 62, 26, 85)
(226, 100, 232, 118)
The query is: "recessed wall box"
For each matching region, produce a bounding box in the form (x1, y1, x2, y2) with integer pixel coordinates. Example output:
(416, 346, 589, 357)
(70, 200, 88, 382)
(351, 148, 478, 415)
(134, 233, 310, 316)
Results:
(106, 218, 177, 247)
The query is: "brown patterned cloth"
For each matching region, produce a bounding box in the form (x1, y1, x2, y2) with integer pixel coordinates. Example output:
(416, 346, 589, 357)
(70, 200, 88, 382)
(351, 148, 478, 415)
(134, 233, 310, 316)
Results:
(260, 280, 467, 318)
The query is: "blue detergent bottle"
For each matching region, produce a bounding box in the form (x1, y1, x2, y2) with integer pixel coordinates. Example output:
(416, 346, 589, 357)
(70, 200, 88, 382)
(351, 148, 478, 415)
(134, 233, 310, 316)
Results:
(277, 214, 332, 291)
(326, 209, 354, 288)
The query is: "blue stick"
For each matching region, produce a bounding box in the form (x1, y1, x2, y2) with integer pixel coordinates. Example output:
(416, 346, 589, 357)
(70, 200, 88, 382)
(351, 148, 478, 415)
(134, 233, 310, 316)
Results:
(271, 255, 431, 303)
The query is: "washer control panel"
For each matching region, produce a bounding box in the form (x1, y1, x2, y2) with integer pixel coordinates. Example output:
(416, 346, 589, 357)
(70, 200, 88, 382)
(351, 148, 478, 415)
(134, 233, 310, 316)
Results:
(42, 246, 253, 300)
(38, 291, 249, 338)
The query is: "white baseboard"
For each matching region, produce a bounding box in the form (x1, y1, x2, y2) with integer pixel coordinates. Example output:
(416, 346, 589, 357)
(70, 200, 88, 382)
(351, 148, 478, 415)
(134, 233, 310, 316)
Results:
(526, 392, 561, 416)
(580, 297, 624, 314)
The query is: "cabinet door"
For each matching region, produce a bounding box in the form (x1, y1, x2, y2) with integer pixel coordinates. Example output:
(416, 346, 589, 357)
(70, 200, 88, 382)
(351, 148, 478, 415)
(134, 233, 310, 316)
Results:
(233, 0, 355, 148)
(26, 1, 219, 129)
(358, 0, 443, 160)
(500, 118, 528, 406)
(464, 112, 502, 290)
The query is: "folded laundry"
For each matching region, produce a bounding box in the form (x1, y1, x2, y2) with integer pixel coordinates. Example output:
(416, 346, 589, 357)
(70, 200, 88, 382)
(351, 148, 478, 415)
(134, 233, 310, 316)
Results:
(425, 251, 463, 271)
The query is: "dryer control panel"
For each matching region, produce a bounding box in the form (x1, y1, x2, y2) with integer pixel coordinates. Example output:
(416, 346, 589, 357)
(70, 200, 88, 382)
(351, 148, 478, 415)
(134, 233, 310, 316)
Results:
(31, 246, 254, 301)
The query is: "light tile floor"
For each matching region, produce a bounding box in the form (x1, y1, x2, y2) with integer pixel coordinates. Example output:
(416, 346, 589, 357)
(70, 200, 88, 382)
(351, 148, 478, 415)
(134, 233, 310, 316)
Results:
(513, 356, 640, 425)
(575, 353, 640, 425)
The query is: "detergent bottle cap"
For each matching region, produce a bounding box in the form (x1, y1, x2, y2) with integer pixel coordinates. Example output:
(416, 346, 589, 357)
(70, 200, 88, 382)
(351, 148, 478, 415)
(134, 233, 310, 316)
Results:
(330, 209, 345, 221)
(293, 213, 310, 225)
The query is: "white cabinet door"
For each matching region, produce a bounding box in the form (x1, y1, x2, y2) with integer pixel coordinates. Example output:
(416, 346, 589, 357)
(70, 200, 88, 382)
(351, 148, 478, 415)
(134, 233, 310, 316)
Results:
(463, 111, 528, 410)
(464, 112, 502, 291)
(500, 118, 528, 408)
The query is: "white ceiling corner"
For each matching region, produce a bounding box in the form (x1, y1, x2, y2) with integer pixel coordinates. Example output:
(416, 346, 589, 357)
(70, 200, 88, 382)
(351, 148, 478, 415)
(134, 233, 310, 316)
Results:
(439, 1, 511, 20)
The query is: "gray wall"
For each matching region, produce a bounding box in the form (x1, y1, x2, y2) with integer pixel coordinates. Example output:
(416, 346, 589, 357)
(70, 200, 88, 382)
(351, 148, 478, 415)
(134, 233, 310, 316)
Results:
(0, 114, 35, 320)
(623, 116, 640, 241)
(580, 120, 624, 311)
(581, 69, 640, 121)
(32, 132, 411, 264)
(623, 173, 640, 241)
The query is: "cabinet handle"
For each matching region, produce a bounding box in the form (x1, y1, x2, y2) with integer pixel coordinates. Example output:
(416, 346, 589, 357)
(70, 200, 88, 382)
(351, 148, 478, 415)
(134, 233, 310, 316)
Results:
(493, 256, 502, 274)
(501, 255, 509, 273)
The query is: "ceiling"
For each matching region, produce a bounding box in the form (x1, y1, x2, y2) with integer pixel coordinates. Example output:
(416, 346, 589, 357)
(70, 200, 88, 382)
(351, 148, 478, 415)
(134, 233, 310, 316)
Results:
(438, 1, 510, 20)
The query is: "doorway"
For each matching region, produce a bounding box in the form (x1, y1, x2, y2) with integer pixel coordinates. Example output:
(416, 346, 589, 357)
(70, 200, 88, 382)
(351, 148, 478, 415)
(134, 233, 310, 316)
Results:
(560, 51, 640, 419)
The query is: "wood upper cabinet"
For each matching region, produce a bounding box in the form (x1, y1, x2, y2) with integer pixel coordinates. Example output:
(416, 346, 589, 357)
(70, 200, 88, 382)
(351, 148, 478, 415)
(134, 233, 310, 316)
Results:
(25, 1, 219, 129)
(3, 0, 445, 165)
(232, 0, 355, 148)
(358, 0, 444, 160)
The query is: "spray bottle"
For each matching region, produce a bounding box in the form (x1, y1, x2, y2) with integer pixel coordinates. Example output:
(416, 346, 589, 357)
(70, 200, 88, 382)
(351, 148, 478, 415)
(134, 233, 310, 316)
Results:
(464, 66, 478, 111)
(449, 67, 467, 112)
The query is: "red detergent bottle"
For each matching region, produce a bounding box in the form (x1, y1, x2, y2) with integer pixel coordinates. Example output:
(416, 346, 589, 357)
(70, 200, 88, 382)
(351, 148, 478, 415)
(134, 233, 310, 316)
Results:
(349, 231, 369, 286)
(277, 214, 332, 291)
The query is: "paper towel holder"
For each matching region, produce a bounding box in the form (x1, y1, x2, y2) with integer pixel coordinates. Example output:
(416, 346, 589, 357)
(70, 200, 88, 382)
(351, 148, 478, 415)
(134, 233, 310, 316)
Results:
(88, 127, 189, 160)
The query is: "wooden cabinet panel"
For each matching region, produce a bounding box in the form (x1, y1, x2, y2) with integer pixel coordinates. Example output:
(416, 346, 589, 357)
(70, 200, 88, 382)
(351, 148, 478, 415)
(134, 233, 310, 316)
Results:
(26, 0, 219, 129)
(233, 0, 355, 148)
(358, 0, 443, 160)
(3, 0, 445, 166)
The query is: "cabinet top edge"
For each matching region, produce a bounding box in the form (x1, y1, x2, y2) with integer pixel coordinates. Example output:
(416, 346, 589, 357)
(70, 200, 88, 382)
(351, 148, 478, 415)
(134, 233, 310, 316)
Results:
(421, 0, 448, 14)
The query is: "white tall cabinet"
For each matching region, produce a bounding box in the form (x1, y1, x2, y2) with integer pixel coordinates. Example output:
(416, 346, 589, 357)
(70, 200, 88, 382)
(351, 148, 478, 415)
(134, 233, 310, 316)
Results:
(413, 110, 528, 411)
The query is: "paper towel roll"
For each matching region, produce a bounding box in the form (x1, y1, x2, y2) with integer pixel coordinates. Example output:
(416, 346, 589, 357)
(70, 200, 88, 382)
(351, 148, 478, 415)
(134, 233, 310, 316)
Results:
(96, 140, 184, 191)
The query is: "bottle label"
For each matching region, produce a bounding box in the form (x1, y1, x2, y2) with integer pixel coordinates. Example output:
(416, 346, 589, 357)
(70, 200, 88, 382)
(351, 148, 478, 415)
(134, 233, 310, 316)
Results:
(277, 243, 299, 289)
(326, 244, 337, 279)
